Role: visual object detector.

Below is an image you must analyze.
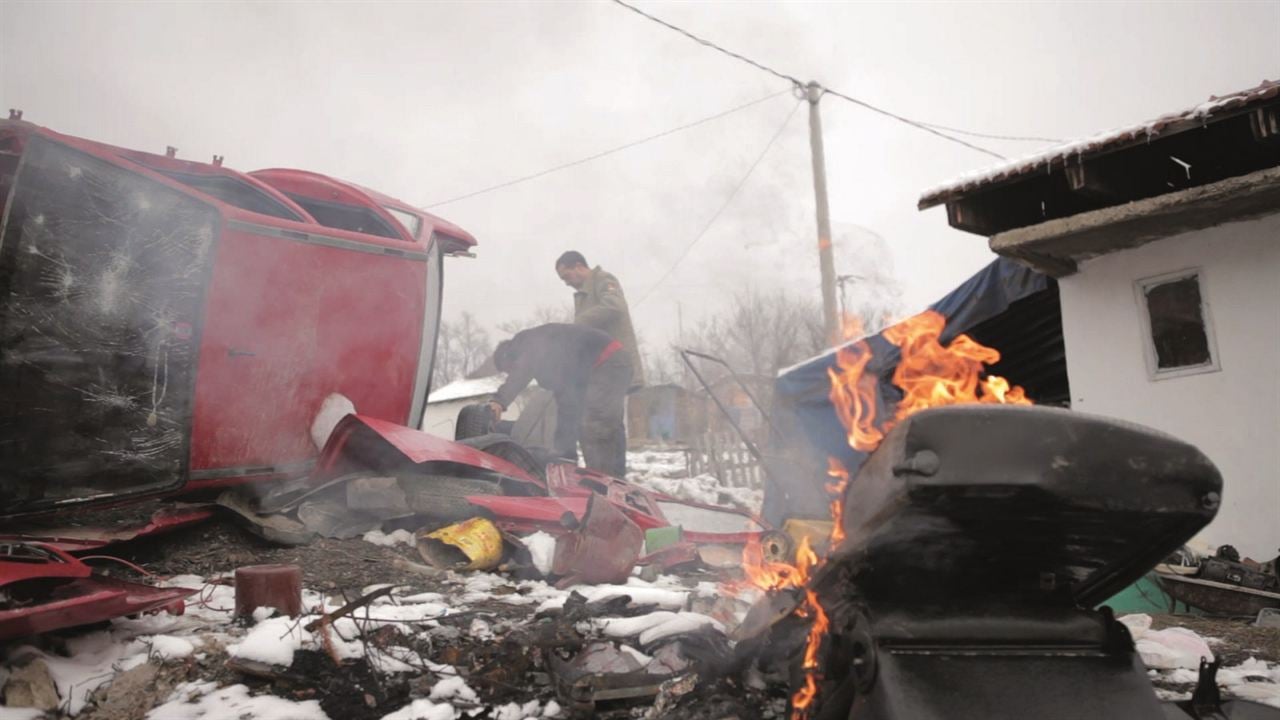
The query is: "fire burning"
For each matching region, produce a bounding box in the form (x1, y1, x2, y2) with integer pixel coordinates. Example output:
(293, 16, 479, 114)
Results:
(734, 309, 1034, 719)
(829, 309, 1031, 452)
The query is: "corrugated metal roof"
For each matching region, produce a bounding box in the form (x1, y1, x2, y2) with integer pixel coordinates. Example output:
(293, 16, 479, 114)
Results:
(919, 79, 1280, 210)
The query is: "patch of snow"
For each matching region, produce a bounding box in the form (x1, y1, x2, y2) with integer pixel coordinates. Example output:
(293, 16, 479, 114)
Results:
(1118, 613, 1152, 639)
(469, 618, 495, 641)
(619, 645, 653, 666)
(16, 631, 150, 715)
(148, 682, 328, 720)
(1231, 682, 1280, 708)
(252, 607, 276, 622)
(147, 635, 197, 660)
(491, 701, 542, 720)
(0, 710, 47, 720)
(629, 446, 767, 526)
(542, 701, 562, 718)
(364, 529, 416, 548)
(428, 376, 505, 404)
(380, 699, 458, 720)
(227, 617, 310, 667)
(637, 612, 724, 645)
(536, 584, 688, 613)
(429, 675, 478, 704)
(594, 611, 679, 639)
(310, 393, 355, 451)
(519, 532, 557, 576)
(1136, 627, 1214, 670)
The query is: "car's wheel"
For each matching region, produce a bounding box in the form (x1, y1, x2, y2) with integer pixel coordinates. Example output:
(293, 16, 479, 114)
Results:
(398, 474, 502, 522)
(455, 403, 495, 440)
(456, 433, 548, 487)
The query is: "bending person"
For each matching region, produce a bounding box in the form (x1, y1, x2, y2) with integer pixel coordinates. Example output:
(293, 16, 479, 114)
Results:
(488, 323, 631, 478)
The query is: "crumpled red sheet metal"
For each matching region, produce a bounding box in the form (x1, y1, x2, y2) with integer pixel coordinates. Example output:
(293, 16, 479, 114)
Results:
(317, 415, 544, 488)
(551, 493, 644, 587)
(0, 542, 195, 641)
(0, 505, 214, 553)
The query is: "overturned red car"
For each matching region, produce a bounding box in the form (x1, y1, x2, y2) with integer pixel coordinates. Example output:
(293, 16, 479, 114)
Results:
(0, 118, 774, 641)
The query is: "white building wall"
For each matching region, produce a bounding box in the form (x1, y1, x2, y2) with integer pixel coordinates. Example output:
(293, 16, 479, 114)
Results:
(1058, 211, 1280, 560)
(420, 397, 475, 438)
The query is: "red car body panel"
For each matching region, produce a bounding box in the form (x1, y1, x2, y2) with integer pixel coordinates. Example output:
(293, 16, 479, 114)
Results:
(316, 414, 544, 487)
(0, 506, 215, 554)
(0, 543, 194, 641)
(0, 120, 474, 517)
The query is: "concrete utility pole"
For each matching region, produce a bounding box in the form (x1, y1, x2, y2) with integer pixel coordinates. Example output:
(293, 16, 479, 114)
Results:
(805, 81, 840, 346)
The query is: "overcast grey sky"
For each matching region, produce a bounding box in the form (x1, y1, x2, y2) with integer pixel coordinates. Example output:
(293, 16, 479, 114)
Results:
(3, 0, 1277, 357)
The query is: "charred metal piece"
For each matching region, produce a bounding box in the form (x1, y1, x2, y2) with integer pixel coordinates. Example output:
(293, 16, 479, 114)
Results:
(802, 405, 1254, 720)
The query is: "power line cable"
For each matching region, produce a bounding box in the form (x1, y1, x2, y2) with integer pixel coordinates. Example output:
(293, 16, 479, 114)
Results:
(611, 0, 1059, 157)
(818, 87, 1006, 160)
(912, 121, 1061, 144)
(424, 89, 791, 208)
(635, 99, 803, 307)
(611, 0, 803, 88)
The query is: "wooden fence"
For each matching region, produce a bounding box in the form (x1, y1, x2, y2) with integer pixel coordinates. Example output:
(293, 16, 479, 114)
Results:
(685, 430, 765, 488)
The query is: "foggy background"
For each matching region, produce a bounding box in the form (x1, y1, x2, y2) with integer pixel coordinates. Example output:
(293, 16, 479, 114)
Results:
(3, 0, 1276, 376)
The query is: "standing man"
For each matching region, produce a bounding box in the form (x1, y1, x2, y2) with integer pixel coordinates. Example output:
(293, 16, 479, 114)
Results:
(487, 323, 631, 478)
(554, 251, 645, 390)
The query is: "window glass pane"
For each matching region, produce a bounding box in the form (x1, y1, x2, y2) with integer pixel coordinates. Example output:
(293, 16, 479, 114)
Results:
(1144, 276, 1211, 369)
(288, 196, 400, 239)
(158, 171, 302, 221)
(383, 207, 422, 239)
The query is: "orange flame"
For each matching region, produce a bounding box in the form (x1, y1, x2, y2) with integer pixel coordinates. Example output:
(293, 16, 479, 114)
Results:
(825, 458, 850, 549)
(736, 534, 811, 594)
(829, 309, 1031, 452)
(734, 311, 1030, 719)
(788, 310, 1035, 718)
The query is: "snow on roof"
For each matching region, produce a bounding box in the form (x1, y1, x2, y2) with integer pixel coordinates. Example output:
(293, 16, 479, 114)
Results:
(428, 374, 504, 403)
(919, 79, 1280, 209)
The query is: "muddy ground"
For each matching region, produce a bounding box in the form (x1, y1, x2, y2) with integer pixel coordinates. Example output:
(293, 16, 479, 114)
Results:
(13, 513, 1280, 719)
(1151, 614, 1280, 666)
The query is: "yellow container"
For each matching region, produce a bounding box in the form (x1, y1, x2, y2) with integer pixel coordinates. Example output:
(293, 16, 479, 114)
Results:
(417, 517, 503, 571)
(782, 518, 834, 556)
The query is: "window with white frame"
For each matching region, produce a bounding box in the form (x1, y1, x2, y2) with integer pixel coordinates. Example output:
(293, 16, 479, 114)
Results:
(1135, 269, 1220, 380)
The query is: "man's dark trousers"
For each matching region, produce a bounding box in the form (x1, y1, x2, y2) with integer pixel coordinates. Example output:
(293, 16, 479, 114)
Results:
(552, 353, 632, 478)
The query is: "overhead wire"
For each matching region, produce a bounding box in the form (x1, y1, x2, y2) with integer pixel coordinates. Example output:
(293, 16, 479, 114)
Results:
(610, 0, 1061, 158)
(424, 89, 792, 208)
(818, 87, 1007, 160)
(634, 99, 804, 308)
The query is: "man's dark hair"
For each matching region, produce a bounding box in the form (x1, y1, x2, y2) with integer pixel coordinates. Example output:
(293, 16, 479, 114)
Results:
(555, 251, 588, 269)
(493, 339, 516, 372)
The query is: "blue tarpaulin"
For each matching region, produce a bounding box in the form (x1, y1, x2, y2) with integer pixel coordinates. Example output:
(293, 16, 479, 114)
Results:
(764, 257, 1052, 524)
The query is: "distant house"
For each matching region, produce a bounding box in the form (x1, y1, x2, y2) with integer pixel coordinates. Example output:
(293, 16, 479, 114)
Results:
(918, 79, 1280, 559)
(421, 375, 504, 438)
(422, 375, 554, 447)
(702, 374, 775, 439)
(626, 384, 703, 446)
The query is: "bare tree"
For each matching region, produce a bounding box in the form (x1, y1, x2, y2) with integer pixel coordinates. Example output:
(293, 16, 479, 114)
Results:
(431, 311, 492, 388)
(670, 288, 829, 390)
(495, 303, 573, 335)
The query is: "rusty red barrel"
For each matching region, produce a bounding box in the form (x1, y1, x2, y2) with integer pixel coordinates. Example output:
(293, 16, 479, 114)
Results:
(234, 564, 302, 618)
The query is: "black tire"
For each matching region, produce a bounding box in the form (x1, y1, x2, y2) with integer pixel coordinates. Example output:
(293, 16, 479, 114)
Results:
(398, 474, 502, 522)
(455, 403, 495, 440)
(456, 433, 547, 485)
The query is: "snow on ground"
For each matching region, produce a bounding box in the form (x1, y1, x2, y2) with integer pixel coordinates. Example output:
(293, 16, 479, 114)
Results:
(627, 449, 763, 513)
(149, 681, 329, 720)
(517, 532, 556, 576)
(363, 529, 416, 548)
(7, 444, 1278, 719)
(1122, 613, 1280, 708)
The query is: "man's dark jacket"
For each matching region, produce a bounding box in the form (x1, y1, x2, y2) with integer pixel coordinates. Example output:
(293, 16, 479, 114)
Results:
(492, 324, 615, 408)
